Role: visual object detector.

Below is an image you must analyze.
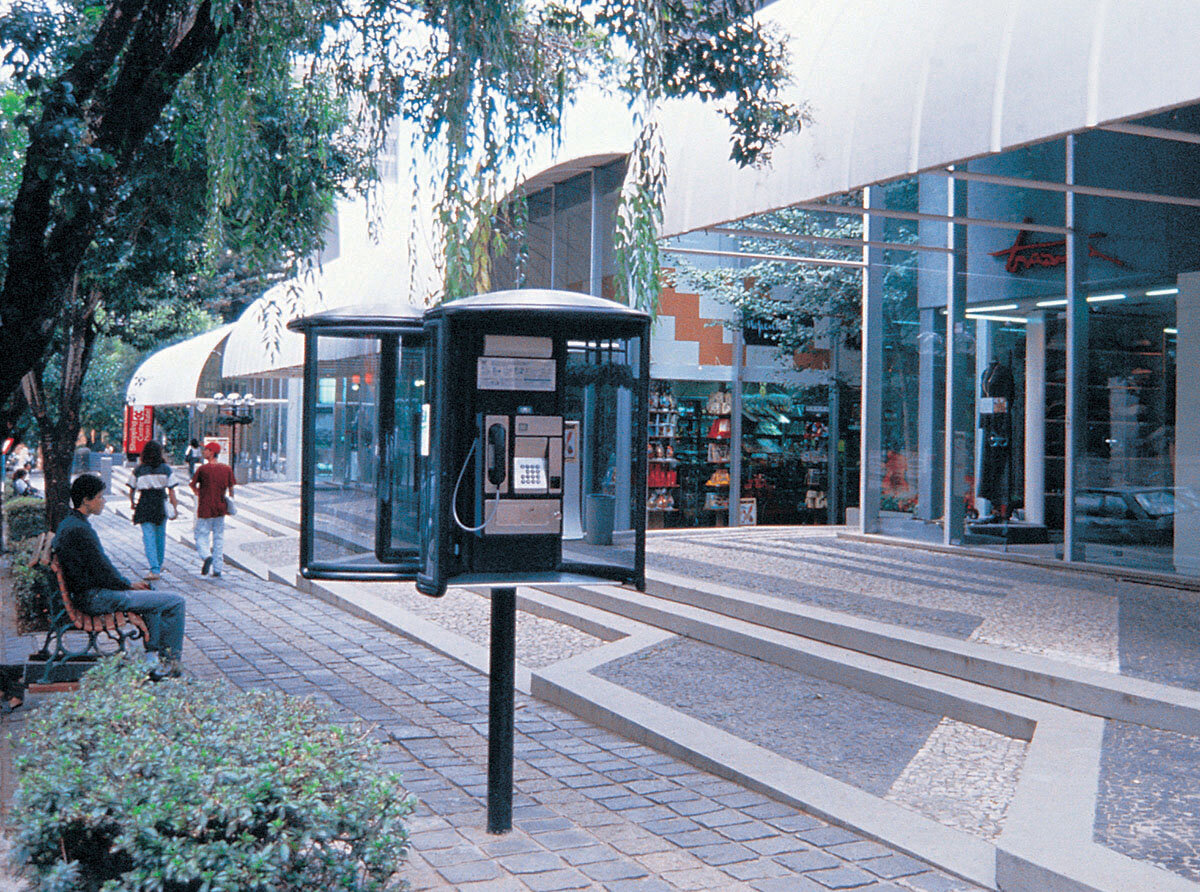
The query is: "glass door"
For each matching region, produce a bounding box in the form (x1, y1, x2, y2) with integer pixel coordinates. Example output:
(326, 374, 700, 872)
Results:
(377, 336, 426, 562)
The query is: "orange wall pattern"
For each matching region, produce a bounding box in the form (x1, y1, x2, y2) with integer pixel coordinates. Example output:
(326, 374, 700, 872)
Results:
(658, 281, 733, 366)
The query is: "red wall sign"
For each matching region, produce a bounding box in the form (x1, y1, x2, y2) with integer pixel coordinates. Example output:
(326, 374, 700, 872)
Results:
(990, 222, 1127, 274)
(123, 405, 154, 456)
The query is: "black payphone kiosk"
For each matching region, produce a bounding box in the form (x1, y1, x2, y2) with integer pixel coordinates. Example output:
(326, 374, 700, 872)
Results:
(291, 289, 649, 834)
(418, 290, 650, 597)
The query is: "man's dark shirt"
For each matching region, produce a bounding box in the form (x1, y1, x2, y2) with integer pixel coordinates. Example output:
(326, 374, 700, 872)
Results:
(53, 509, 131, 601)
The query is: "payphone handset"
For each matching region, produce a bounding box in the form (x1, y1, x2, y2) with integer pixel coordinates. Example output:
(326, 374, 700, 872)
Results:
(486, 420, 508, 489)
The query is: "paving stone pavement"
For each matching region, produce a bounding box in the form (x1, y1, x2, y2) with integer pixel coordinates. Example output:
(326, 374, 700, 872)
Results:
(645, 530, 1200, 684)
(1, 507, 981, 891)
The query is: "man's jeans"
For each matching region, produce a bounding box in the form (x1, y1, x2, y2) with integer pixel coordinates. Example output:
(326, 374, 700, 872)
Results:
(194, 517, 225, 573)
(139, 522, 166, 574)
(88, 588, 185, 659)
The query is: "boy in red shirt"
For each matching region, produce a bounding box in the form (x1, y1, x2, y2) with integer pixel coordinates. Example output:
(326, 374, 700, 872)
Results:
(190, 442, 235, 578)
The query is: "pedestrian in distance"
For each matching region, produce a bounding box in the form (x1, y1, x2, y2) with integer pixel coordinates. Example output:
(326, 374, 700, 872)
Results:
(53, 474, 186, 680)
(128, 440, 179, 581)
(12, 467, 40, 498)
(184, 438, 202, 478)
(190, 442, 234, 578)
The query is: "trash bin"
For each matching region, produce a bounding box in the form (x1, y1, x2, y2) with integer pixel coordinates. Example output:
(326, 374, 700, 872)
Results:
(86, 453, 113, 491)
(584, 493, 615, 546)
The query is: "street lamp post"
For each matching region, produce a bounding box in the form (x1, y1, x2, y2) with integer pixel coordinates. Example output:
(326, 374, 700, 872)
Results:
(210, 392, 256, 472)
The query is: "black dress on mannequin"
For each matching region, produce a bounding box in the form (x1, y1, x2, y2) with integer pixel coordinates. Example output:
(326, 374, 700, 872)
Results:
(979, 360, 1015, 516)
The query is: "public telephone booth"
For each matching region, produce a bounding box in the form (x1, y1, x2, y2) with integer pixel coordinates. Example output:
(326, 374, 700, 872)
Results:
(418, 289, 650, 596)
(289, 290, 650, 591)
(290, 289, 649, 833)
(288, 303, 427, 579)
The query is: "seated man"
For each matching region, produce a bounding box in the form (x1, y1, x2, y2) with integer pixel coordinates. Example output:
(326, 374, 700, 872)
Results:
(12, 468, 40, 498)
(53, 474, 186, 680)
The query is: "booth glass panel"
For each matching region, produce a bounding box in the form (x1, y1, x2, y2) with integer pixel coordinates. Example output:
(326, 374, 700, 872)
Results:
(310, 336, 383, 566)
(384, 341, 425, 557)
(562, 335, 643, 572)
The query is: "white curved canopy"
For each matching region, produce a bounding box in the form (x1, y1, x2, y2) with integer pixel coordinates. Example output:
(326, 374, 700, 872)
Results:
(660, 0, 1200, 237)
(221, 253, 427, 379)
(125, 324, 234, 408)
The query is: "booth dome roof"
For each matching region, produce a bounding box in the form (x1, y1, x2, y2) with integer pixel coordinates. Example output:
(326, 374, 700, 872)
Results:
(287, 302, 426, 333)
(430, 289, 647, 319)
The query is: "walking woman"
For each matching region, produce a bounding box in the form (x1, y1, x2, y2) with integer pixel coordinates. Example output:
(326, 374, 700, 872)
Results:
(128, 441, 179, 581)
(185, 438, 202, 478)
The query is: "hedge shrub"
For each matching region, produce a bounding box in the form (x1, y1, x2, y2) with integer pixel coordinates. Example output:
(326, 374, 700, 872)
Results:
(10, 543, 56, 633)
(5, 496, 47, 544)
(13, 659, 416, 892)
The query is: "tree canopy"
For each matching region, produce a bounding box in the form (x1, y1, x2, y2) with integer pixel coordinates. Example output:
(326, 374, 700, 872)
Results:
(0, 0, 802, 418)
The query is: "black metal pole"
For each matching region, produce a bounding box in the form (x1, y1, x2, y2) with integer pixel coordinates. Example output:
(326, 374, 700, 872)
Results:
(487, 586, 517, 833)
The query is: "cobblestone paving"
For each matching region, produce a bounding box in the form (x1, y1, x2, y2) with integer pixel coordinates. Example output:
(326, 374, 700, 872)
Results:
(645, 551, 983, 639)
(594, 637, 1025, 841)
(1116, 587, 1200, 692)
(885, 719, 1026, 842)
(238, 536, 300, 567)
(1, 512, 983, 891)
(595, 637, 942, 796)
(360, 580, 607, 670)
(1096, 719, 1200, 883)
(646, 533, 1148, 678)
(238, 537, 607, 670)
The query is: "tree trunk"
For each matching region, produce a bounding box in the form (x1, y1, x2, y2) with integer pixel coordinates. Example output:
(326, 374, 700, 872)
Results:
(21, 285, 100, 532)
(0, 0, 225, 404)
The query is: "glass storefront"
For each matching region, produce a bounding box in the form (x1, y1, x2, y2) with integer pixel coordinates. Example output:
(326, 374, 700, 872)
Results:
(859, 118, 1198, 579)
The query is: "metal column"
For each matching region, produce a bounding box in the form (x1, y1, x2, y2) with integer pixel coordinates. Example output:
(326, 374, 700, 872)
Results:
(1024, 311, 1047, 526)
(859, 187, 885, 533)
(827, 327, 841, 525)
(487, 586, 517, 833)
(729, 328, 744, 527)
(973, 319, 993, 518)
(916, 308, 944, 521)
(1063, 135, 1088, 562)
(943, 171, 971, 545)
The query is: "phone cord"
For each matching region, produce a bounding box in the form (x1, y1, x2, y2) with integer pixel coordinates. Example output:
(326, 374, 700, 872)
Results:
(451, 439, 501, 533)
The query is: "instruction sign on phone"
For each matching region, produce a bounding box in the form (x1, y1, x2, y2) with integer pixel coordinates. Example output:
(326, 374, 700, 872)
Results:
(477, 357, 556, 392)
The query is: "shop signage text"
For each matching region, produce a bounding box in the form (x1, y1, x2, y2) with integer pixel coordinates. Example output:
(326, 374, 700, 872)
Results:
(990, 224, 1127, 274)
(123, 405, 154, 456)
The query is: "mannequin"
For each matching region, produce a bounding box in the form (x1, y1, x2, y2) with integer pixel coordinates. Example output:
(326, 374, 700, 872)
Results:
(979, 358, 1015, 518)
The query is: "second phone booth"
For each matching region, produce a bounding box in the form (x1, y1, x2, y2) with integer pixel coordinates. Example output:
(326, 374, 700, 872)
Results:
(289, 290, 650, 590)
(289, 303, 428, 579)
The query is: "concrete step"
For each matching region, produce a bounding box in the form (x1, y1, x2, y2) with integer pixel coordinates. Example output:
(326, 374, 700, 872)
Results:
(628, 568, 1200, 735)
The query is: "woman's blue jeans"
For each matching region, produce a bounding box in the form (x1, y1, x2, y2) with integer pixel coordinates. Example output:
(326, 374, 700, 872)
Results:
(140, 522, 167, 574)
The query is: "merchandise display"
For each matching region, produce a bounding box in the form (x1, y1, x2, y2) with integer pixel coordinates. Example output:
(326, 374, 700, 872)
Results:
(646, 380, 842, 527)
(741, 390, 830, 524)
(646, 382, 680, 523)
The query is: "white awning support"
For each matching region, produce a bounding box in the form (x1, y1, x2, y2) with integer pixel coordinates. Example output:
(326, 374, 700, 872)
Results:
(125, 324, 235, 408)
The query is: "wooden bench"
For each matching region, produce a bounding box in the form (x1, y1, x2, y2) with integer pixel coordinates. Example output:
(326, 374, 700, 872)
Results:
(25, 533, 148, 686)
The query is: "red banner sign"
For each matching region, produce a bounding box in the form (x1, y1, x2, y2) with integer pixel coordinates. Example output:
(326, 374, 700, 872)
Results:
(123, 405, 154, 456)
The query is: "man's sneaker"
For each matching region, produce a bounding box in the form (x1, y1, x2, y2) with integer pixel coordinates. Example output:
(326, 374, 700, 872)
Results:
(211, 571, 222, 578)
(149, 659, 182, 682)
(201, 557, 212, 575)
